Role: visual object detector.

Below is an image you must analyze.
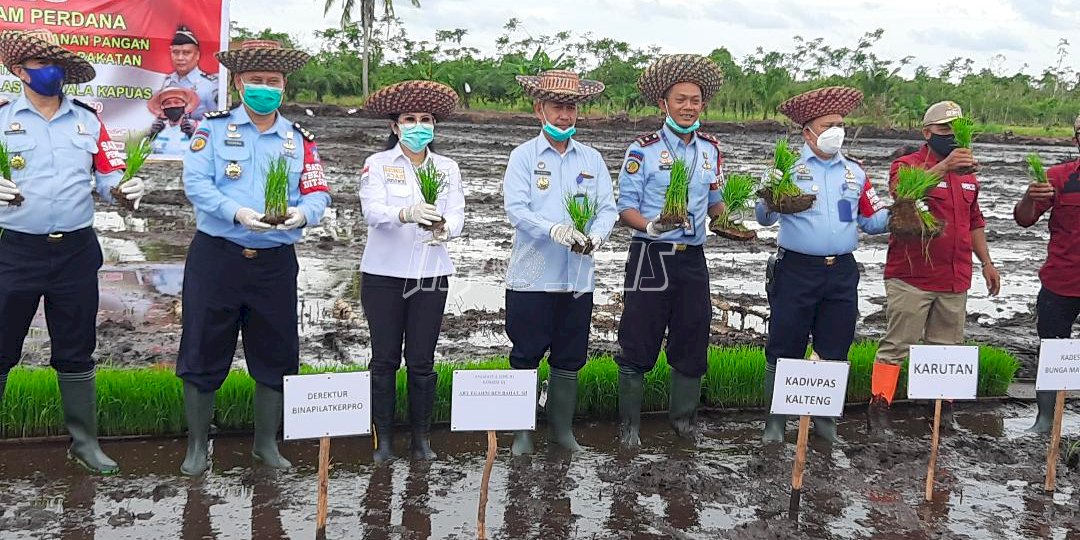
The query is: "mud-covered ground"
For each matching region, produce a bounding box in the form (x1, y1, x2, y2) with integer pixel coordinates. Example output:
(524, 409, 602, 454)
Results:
(14, 109, 1079, 376)
(3, 401, 1080, 539)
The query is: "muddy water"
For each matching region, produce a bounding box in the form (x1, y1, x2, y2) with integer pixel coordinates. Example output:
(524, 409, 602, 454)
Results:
(13, 114, 1077, 375)
(3, 402, 1080, 539)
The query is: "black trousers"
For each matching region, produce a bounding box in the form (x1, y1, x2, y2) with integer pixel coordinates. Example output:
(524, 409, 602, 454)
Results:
(765, 249, 859, 366)
(505, 290, 593, 372)
(176, 232, 299, 393)
(361, 273, 448, 376)
(1037, 287, 1080, 339)
(0, 227, 101, 375)
(616, 240, 711, 378)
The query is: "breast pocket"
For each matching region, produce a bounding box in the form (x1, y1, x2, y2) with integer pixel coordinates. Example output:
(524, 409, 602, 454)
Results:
(57, 132, 96, 173)
(794, 175, 822, 215)
(386, 181, 415, 204)
(4, 135, 36, 179)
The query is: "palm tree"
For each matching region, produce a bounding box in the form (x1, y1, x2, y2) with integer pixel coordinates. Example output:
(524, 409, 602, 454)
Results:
(322, 0, 421, 98)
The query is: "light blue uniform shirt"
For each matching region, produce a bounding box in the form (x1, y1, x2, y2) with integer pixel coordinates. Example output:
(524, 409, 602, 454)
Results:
(183, 106, 331, 249)
(162, 67, 218, 120)
(504, 134, 618, 293)
(755, 144, 889, 256)
(617, 126, 724, 246)
(151, 123, 192, 156)
(0, 94, 124, 234)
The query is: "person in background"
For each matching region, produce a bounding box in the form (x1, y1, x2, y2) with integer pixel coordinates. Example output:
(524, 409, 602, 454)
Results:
(162, 25, 218, 120)
(147, 85, 199, 155)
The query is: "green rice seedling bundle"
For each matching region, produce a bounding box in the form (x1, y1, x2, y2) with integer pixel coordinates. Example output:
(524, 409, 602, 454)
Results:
(564, 191, 598, 254)
(759, 138, 814, 213)
(890, 165, 943, 239)
(709, 173, 757, 241)
(658, 157, 690, 226)
(261, 155, 290, 226)
(0, 139, 22, 206)
(950, 117, 978, 175)
(1026, 152, 1049, 184)
(415, 160, 447, 231)
(111, 135, 154, 210)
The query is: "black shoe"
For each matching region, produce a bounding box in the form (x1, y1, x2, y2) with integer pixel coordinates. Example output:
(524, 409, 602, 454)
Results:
(1028, 391, 1056, 434)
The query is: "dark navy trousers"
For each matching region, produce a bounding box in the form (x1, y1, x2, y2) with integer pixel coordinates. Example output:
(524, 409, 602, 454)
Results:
(506, 290, 594, 372)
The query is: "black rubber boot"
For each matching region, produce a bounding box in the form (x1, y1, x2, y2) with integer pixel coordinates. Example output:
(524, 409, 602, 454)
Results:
(669, 370, 701, 440)
(252, 384, 292, 469)
(371, 372, 397, 464)
(618, 367, 644, 449)
(57, 370, 119, 475)
(1028, 391, 1055, 434)
(813, 417, 837, 442)
(547, 368, 583, 452)
(180, 382, 216, 476)
(408, 371, 438, 461)
(762, 364, 786, 442)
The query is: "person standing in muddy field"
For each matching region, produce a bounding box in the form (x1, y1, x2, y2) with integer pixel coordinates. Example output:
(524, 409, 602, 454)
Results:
(357, 80, 465, 464)
(869, 101, 1000, 432)
(615, 54, 726, 448)
(0, 29, 147, 475)
(176, 40, 330, 476)
(757, 87, 889, 444)
(503, 70, 617, 455)
(1016, 114, 1080, 434)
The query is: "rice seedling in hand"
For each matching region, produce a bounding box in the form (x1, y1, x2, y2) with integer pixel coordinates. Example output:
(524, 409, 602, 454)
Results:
(658, 157, 690, 226)
(1026, 153, 1049, 184)
(951, 117, 976, 149)
(709, 173, 757, 241)
(564, 191, 598, 253)
(415, 160, 447, 231)
(759, 138, 814, 213)
(890, 165, 942, 239)
(0, 139, 23, 207)
(111, 135, 154, 210)
(261, 155, 290, 226)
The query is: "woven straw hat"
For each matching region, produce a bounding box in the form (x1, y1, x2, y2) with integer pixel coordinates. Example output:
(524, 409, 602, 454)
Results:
(516, 70, 604, 104)
(216, 40, 310, 75)
(147, 86, 199, 117)
(364, 80, 460, 121)
(778, 86, 864, 126)
(637, 54, 723, 104)
(0, 29, 95, 85)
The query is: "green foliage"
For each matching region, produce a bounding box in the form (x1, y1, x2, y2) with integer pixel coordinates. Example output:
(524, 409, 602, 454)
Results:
(264, 156, 290, 219)
(564, 192, 597, 234)
(662, 158, 690, 218)
(766, 138, 802, 199)
(1026, 153, 1049, 184)
(415, 160, 446, 204)
(951, 117, 977, 149)
(120, 136, 153, 185)
(895, 166, 941, 231)
(0, 140, 10, 180)
(718, 174, 756, 224)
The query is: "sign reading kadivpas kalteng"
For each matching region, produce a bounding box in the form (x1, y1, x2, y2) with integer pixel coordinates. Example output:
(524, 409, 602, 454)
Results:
(451, 370, 538, 432)
(906, 345, 979, 400)
(283, 372, 371, 440)
(1036, 339, 1080, 391)
(771, 359, 849, 417)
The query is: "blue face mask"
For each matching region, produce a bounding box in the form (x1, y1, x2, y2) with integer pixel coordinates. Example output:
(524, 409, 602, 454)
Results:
(241, 82, 284, 115)
(541, 109, 576, 142)
(665, 115, 700, 135)
(22, 64, 66, 97)
(399, 123, 435, 153)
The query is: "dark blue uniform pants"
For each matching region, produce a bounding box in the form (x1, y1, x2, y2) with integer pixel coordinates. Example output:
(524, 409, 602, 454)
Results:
(766, 249, 859, 366)
(177, 232, 299, 393)
(1037, 287, 1080, 339)
(616, 240, 711, 378)
(505, 290, 594, 372)
(360, 273, 449, 377)
(0, 227, 101, 375)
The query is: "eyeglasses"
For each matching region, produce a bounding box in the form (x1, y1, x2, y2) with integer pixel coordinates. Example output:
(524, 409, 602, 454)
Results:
(398, 116, 436, 129)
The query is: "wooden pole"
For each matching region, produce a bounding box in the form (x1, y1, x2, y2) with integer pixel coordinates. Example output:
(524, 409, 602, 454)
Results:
(1045, 390, 1066, 492)
(788, 415, 811, 521)
(477, 430, 497, 540)
(925, 399, 942, 501)
(316, 436, 331, 535)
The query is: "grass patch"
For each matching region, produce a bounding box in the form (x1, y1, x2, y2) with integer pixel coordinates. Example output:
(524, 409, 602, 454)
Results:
(0, 342, 1019, 439)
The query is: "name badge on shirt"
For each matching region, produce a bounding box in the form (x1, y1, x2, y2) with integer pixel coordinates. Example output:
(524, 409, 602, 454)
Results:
(384, 166, 406, 184)
(961, 183, 977, 191)
(224, 139, 245, 147)
(5, 122, 24, 135)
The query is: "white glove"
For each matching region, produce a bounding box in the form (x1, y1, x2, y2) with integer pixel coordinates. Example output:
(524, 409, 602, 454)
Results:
(399, 203, 441, 226)
(119, 177, 146, 210)
(550, 223, 588, 247)
(915, 200, 929, 212)
(235, 207, 273, 233)
(277, 207, 307, 231)
(0, 178, 20, 206)
(761, 168, 784, 183)
(588, 235, 604, 252)
(645, 218, 679, 237)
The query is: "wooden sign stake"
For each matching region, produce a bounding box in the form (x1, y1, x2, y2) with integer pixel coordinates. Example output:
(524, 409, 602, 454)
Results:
(788, 415, 811, 521)
(925, 399, 942, 501)
(477, 430, 497, 539)
(1045, 390, 1066, 492)
(316, 436, 331, 535)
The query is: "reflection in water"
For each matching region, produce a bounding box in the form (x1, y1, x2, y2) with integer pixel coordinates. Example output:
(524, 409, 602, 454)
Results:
(604, 455, 646, 539)
(538, 453, 572, 539)
(60, 476, 96, 540)
(182, 480, 214, 539)
(251, 473, 288, 540)
(362, 465, 394, 538)
(402, 462, 433, 539)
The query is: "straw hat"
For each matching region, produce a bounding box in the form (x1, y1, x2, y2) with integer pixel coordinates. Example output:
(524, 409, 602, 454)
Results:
(778, 86, 864, 126)
(516, 70, 605, 104)
(364, 80, 459, 120)
(637, 54, 723, 104)
(216, 40, 310, 75)
(147, 86, 199, 117)
(0, 29, 95, 84)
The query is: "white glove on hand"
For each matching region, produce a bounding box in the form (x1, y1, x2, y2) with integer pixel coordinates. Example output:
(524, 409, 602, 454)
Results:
(0, 178, 20, 206)
(277, 207, 307, 231)
(645, 218, 679, 238)
(550, 223, 588, 247)
(588, 235, 604, 252)
(399, 203, 441, 226)
(235, 207, 273, 233)
(761, 168, 784, 183)
(119, 177, 146, 210)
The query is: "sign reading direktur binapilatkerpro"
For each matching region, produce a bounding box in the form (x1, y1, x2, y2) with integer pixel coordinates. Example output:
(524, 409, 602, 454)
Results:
(1036, 339, 1080, 391)
(906, 345, 979, 400)
(451, 370, 538, 432)
(283, 372, 371, 440)
(771, 359, 849, 417)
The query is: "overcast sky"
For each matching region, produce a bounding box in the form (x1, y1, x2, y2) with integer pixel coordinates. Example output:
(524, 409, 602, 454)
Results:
(230, 0, 1080, 78)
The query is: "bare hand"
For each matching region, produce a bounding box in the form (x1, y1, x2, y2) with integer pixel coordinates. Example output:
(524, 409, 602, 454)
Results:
(1025, 181, 1055, 202)
(982, 264, 1001, 296)
(943, 148, 976, 172)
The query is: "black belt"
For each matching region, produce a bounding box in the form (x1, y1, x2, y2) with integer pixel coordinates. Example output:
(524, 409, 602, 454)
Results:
(196, 231, 292, 260)
(778, 248, 854, 267)
(634, 237, 703, 253)
(0, 227, 94, 244)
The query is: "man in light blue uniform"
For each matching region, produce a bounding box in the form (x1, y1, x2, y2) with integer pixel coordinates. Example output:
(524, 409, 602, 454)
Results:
(162, 26, 219, 120)
(503, 70, 617, 454)
(0, 29, 146, 475)
(177, 40, 330, 476)
(616, 54, 726, 448)
(756, 86, 889, 444)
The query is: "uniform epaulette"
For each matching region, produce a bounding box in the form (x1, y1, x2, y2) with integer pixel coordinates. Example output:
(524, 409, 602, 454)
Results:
(844, 155, 865, 168)
(635, 132, 660, 147)
(697, 132, 721, 146)
(203, 109, 231, 120)
(201, 71, 218, 81)
(293, 122, 315, 142)
(72, 99, 97, 114)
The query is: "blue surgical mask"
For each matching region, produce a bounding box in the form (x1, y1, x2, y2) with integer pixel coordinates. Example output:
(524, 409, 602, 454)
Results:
(399, 123, 435, 153)
(241, 82, 284, 115)
(22, 64, 66, 97)
(665, 115, 700, 135)
(541, 109, 576, 142)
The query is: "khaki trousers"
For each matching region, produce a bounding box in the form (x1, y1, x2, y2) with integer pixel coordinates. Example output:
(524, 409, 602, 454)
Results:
(876, 279, 967, 365)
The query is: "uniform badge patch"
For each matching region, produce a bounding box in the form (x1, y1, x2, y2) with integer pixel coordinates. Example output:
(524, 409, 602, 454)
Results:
(625, 160, 640, 174)
(537, 177, 550, 190)
(190, 137, 207, 152)
(225, 161, 242, 179)
(384, 166, 406, 184)
(10, 155, 25, 170)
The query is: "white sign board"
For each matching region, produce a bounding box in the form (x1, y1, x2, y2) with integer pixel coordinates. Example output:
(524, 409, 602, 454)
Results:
(451, 370, 538, 432)
(771, 359, 849, 417)
(1036, 339, 1080, 391)
(907, 345, 979, 400)
(283, 372, 371, 440)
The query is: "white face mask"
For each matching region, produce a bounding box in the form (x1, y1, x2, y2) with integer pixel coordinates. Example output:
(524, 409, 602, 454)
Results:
(812, 126, 845, 156)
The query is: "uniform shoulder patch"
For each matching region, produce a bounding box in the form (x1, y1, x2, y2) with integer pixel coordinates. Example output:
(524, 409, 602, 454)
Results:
(844, 155, 866, 169)
(697, 132, 720, 146)
(635, 132, 661, 147)
(71, 98, 98, 114)
(201, 71, 219, 81)
(293, 122, 316, 142)
(203, 109, 232, 120)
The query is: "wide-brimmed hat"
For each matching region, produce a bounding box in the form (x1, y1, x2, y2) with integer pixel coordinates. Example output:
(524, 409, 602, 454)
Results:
(148, 86, 199, 117)
(364, 80, 459, 120)
(216, 40, 310, 75)
(778, 86, 863, 126)
(638, 54, 723, 104)
(516, 70, 604, 104)
(0, 29, 95, 85)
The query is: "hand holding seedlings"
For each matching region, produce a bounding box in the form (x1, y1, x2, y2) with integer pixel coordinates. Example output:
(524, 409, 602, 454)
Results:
(564, 192, 599, 254)
(1025, 182, 1056, 202)
(657, 158, 690, 226)
(400, 202, 441, 226)
(277, 207, 307, 231)
(646, 217, 680, 237)
(889, 166, 943, 240)
(948, 117, 979, 174)
(759, 138, 814, 214)
(118, 177, 146, 210)
(415, 160, 448, 233)
(0, 177, 21, 207)
(549, 223, 588, 248)
(235, 207, 273, 233)
(112, 136, 154, 211)
(260, 156, 291, 226)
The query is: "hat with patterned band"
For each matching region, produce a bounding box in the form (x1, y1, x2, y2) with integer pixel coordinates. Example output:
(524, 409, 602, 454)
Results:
(216, 40, 311, 75)
(778, 86, 864, 126)
(364, 80, 460, 121)
(0, 28, 95, 85)
(516, 70, 605, 104)
(637, 54, 723, 104)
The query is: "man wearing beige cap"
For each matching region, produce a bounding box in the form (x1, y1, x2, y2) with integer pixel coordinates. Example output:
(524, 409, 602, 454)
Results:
(869, 101, 1001, 432)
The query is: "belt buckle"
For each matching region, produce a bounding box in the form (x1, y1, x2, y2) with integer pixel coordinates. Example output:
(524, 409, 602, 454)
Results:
(47, 233, 63, 243)
(242, 248, 258, 260)
(675, 243, 686, 252)
(824, 256, 836, 266)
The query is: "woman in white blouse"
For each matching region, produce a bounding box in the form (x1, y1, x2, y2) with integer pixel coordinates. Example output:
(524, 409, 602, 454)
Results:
(358, 81, 465, 463)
